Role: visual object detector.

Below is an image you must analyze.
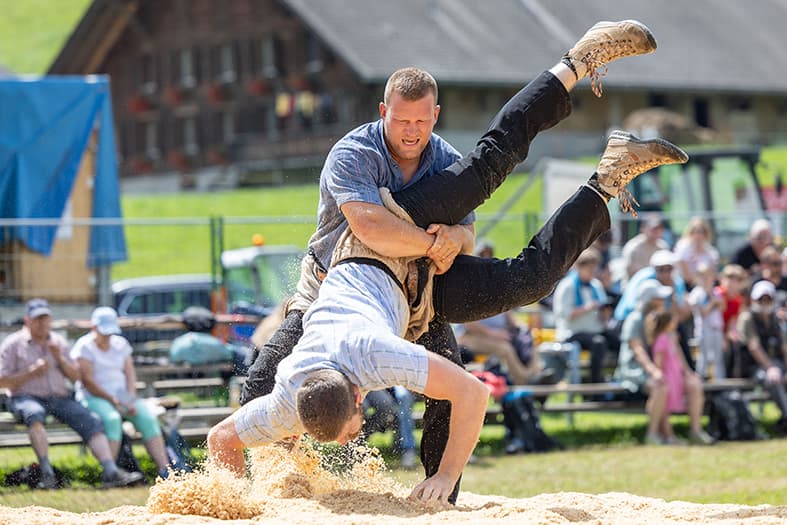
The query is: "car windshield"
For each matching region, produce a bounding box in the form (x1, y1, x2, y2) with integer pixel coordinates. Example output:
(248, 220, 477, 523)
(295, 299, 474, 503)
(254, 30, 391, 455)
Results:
(224, 251, 302, 307)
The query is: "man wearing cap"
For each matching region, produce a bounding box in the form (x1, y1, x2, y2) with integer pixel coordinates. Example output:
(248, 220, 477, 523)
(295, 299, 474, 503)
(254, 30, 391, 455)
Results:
(736, 280, 787, 432)
(71, 306, 173, 479)
(0, 299, 144, 489)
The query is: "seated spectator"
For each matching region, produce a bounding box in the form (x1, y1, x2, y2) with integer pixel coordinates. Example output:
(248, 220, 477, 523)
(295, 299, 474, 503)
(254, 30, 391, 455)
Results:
(614, 283, 713, 445)
(71, 307, 172, 480)
(751, 246, 787, 313)
(620, 213, 669, 284)
(673, 217, 719, 291)
(614, 281, 673, 444)
(362, 386, 418, 469)
(0, 299, 144, 489)
(614, 249, 695, 369)
(688, 263, 726, 379)
(456, 311, 545, 385)
(736, 280, 787, 433)
(553, 248, 620, 384)
(175, 306, 251, 375)
(456, 241, 548, 385)
(715, 264, 748, 375)
(732, 219, 774, 275)
(645, 309, 714, 445)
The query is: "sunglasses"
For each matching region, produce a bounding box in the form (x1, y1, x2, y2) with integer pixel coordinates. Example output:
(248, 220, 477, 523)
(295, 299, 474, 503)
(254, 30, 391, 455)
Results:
(655, 266, 673, 274)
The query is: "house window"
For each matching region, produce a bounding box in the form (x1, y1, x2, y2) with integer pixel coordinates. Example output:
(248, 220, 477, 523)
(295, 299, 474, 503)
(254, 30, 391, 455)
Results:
(140, 54, 158, 95)
(181, 48, 198, 88)
(261, 35, 277, 79)
(304, 31, 323, 75)
(184, 118, 198, 155)
(648, 93, 667, 107)
(145, 121, 160, 160)
(219, 43, 237, 83)
(694, 98, 710, 128)
(223, 111, 235, 143)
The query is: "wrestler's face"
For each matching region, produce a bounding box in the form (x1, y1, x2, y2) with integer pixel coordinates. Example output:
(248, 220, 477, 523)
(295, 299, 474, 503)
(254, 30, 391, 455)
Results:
(380, 92, 440, 166)
(335, 405, 364, 445)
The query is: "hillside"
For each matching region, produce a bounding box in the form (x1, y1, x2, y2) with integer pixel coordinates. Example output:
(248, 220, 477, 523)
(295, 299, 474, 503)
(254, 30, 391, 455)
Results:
(0, 0, 91, 74)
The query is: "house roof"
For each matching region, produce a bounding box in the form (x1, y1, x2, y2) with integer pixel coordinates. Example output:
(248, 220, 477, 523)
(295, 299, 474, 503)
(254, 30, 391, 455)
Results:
(284, 0, 787, 93)
(51, 0, 787, 94)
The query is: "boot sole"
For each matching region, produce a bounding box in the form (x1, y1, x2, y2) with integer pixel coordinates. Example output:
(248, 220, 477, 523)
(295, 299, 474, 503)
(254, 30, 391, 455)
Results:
(609, 130, 689, 164)
(621, 19, 657, 52)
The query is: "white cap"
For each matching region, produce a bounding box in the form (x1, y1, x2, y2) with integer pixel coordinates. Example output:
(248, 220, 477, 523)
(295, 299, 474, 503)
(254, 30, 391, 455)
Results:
(650, 249, 678, 268)
(91, 306, 121, 335)
(751, 280, 776, 301)
(638, 280, 673, 305)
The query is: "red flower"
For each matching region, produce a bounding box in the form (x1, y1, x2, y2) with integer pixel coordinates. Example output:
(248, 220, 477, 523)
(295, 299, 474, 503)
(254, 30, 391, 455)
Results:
(127, 94, 152, 113)
(166, 86, 185, 105)
(246, 78, 269, 96)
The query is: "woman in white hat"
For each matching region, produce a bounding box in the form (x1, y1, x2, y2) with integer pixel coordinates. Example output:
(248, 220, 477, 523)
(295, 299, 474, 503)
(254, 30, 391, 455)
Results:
(71, 306, 172, 479)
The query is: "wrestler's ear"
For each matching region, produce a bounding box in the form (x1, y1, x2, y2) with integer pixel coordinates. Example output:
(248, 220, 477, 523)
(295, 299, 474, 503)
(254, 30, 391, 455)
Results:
(353, 386, 362, 407)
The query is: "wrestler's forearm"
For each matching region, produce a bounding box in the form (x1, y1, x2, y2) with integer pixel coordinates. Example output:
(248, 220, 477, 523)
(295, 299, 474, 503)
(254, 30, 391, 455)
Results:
(422, 354, 489, 481)
(343, 201, 434, 257)
(437, 384, 488, 481)
(207, 417, 247, 476)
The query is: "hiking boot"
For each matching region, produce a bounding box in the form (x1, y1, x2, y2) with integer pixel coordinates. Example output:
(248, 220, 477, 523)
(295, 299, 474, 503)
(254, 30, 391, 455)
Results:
(595, 130, 689, 216)
(101, 468, 145, 488)
(564, 20, 657, 97)
(689, 429, 716, 446)
(36, 471, 58, 490)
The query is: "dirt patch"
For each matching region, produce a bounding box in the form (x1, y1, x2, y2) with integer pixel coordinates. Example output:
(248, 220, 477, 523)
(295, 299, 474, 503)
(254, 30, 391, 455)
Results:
(2, 441, 786, 524)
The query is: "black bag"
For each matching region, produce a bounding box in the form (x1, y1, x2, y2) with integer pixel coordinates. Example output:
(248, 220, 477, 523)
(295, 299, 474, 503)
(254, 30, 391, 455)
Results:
(4, 463, 67, 489)
(164, 428, 193, 473)
(707, 390, 762, 441)
(116, 432, 144, 475)
(501, 392, 562, 453)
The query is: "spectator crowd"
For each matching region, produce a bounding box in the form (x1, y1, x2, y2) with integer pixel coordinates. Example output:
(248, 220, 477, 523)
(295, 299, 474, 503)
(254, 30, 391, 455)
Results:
(3, 214, 787, 487)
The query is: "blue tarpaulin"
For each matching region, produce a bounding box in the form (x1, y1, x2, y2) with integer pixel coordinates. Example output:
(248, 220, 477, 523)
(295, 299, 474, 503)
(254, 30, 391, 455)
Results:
(0, 75, 127, 267)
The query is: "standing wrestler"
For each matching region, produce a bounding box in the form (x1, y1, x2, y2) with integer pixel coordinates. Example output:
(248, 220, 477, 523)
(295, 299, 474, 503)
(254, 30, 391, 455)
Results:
(240, 20, 659, 502)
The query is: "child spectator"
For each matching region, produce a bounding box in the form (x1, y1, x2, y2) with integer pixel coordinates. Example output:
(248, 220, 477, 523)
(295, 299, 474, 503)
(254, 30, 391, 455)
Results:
(688, 263, 726, 379)
(645, 310, 715, 445)
(714, 264, 749, 376)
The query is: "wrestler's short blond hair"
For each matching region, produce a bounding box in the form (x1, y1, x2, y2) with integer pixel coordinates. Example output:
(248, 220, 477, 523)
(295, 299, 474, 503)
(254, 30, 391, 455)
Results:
(383, 67, 438, 105)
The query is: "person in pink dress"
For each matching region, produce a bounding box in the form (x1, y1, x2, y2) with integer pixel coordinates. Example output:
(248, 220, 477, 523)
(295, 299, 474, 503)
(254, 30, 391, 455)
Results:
(645, 310, 715, 445)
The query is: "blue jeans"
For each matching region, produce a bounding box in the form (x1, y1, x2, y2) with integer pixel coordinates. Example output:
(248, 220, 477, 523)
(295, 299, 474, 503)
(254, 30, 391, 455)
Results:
(11, 394, 104, 442)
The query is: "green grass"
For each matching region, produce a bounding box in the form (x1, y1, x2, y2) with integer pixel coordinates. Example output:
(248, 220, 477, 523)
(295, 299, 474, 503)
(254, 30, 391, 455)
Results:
(0, 0, 91, 74)
(113, 173, 543, 280)
(1, 405, 786, 511)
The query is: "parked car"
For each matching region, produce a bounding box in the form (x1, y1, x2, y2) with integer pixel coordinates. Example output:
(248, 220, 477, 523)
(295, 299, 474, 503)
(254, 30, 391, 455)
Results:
(112, 274, 213, 345)
(111, 244, 303, 345)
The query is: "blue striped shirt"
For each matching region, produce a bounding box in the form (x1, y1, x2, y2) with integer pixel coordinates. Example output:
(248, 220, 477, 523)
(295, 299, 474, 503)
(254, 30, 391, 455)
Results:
(235, 263, 429, 446)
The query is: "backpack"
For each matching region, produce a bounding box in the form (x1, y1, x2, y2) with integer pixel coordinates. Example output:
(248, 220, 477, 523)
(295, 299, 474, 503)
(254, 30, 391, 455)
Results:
(169, 332, 234, 365)
(707, 390, 762, 441)
(164, 428, 193, 473)
(115, 432, 144, 476)
(501, 391, 562, 453)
